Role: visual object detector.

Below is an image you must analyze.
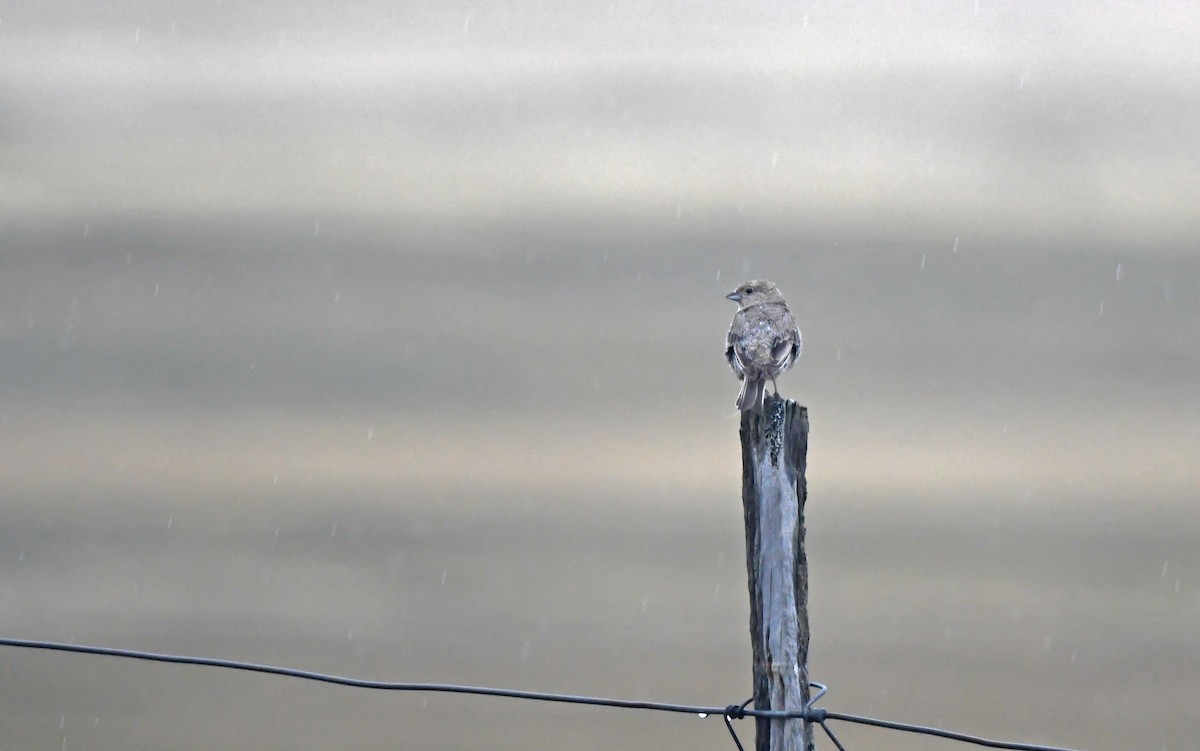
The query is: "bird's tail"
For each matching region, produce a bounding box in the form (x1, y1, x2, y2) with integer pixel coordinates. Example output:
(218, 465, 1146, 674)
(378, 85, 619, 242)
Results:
(735, 376, 765, 412)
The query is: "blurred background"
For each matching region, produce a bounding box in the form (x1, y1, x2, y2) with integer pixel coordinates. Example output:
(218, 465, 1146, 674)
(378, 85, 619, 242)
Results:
(2, 1, 1198, 749)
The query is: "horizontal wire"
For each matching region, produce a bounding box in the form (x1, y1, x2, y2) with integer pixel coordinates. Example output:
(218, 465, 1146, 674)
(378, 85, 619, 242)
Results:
(0, 638, 758, 717)
(823, 711, 1085, 751)
(0, 638, 1087, 751)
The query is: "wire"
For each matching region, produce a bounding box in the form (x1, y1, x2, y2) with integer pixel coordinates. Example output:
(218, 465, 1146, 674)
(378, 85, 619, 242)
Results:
(819, 719, 849, 751)
(723, 697, 754, 751)
(0, 638, 1087, 751)
(822, 710, 1085, 751)
(0, 638, 761, 716)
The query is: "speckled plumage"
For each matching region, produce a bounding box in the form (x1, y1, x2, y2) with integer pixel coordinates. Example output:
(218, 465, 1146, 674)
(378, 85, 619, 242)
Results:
(724, 279, 802, 411)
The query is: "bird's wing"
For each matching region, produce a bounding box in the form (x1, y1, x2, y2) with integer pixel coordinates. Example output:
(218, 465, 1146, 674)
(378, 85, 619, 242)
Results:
(726, 341, 746, 378)
(770, 336, 793, 367)
(746, 305, 795, 369)
(725, 319, 746, 378)
(770, 324, 801, 368)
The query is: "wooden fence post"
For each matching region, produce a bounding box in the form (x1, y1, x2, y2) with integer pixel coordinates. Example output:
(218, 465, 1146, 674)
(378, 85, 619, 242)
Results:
(740, 394, 812, 751)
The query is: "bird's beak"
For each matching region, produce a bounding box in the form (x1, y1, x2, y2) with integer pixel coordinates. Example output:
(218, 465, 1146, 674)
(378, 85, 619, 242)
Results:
(725, 291, 742, 302)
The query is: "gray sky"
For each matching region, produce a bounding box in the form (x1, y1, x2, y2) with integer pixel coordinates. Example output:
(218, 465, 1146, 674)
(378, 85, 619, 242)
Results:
(4, 1, 1199, 248)
(2, 0, 1198, 499)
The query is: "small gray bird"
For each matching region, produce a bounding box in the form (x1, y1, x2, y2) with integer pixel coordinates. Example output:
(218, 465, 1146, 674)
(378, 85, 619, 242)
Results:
(725, 279, 802, 411)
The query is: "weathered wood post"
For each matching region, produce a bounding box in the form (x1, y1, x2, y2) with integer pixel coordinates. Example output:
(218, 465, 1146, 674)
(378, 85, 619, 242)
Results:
(740, 394, 811, 751)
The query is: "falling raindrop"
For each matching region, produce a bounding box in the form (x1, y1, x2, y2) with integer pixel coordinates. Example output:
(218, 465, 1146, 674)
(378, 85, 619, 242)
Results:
(1115, 263, 1123, 281)
(1098, 300, 1105, 315)
(330, 523, 337, 538)
(920, 254, 927, 270)
(367, 426, 374, 441)
(1162, 561, 1169, 577)
(166, 517, 173, 530)
(952, 236, 959, 253)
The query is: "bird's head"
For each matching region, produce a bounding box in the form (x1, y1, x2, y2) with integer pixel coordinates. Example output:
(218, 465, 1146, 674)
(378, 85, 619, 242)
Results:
(726, 279, 785, 307)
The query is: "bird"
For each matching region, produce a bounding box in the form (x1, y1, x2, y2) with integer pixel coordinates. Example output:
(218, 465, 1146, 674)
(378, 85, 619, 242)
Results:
(724, 279, 802, 411)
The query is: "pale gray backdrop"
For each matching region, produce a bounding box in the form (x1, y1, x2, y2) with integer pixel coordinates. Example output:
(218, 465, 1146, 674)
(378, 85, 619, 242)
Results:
(2, 2, 1198, 749)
